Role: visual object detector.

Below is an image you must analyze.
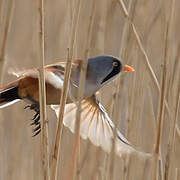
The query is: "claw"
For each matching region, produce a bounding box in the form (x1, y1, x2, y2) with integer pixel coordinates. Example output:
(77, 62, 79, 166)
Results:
(32, 129, 41, 137)
(33, 124, 41, 132)
(31, 113, 40, 126)
(24, 103, 41, 137)
(30, 120, 40, 126)
(32, 112, 39, 120)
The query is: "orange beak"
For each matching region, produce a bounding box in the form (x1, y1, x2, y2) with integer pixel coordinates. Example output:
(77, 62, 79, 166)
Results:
(124, 65, 135, 72)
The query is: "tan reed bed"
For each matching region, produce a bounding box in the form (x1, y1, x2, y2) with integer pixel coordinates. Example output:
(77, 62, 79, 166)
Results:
(0, 1, 180, 180)
(108, 78, 123, 180)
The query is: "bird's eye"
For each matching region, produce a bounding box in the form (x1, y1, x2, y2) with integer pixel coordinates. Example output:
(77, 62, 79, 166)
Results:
(112, 61, 118, 67)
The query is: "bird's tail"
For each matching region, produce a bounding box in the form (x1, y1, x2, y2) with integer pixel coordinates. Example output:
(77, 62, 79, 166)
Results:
(0, 80, 20, 108)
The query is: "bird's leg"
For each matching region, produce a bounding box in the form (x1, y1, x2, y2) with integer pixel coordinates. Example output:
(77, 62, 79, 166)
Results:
(24, 103, 41, 137)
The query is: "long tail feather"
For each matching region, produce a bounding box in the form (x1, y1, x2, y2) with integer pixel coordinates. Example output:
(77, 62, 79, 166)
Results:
(0, 81, 20, 108)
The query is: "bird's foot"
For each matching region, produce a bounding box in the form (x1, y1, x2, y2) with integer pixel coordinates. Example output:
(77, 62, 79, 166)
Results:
(24, 104, 41, 137)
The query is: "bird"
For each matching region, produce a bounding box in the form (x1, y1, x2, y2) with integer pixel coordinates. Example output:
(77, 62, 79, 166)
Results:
(0, 55, 148, 157)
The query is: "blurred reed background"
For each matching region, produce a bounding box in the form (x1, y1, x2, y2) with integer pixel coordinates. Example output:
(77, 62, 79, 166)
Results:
(0, 0, 179, 180)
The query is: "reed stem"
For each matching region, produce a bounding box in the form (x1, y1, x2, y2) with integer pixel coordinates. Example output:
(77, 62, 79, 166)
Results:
(38, 0, 50, 179)
(50, 1, 82, 179)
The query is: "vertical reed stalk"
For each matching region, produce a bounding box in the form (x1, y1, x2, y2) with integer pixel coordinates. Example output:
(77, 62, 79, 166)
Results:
(50, 1, 82, 179)
(176, 125, 180, 141)
(119, 0, 137, 178)
(77, 142, 90, 175)
(103, 154, 109, 180)
(108, 0, 137, 178)
(90, 148, 101, 180)
(152, 21, 169, 180)
(175, 168, 179, 180)
(0, 2, 14, 179)
(38, 70, 50, 180)
(163, 1, 177, 179)
(108, 81, 121, 180)
(153, 1, 175, 179)
(38, 0, 50, 179)
(50, 49, 70, 180)
(164, 91, 180, 180)
(0, 0, 14, 84)
(119, 0, 137, 59)
(66, 1, 95, 179)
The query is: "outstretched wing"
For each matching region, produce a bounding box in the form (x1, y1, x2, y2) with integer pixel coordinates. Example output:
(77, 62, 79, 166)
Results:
(51, 95, 136, 157)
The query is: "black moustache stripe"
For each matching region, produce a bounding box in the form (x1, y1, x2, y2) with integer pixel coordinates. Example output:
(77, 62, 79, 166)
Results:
(101, 66, 120, 84)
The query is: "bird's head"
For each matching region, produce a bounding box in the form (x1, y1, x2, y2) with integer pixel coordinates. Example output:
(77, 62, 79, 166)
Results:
(87, 55, 134, 87)
(70, 55, 134, 99)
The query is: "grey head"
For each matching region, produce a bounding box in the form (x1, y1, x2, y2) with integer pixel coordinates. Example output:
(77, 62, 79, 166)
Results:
(69, 55, 122, 100)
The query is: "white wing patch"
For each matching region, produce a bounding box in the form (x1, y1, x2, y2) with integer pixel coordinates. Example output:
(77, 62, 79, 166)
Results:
(51, 97, 138, 157)
(9, 68, 63, 89)
(45, 72, 64, 89)
(0, 99, 20, 109)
